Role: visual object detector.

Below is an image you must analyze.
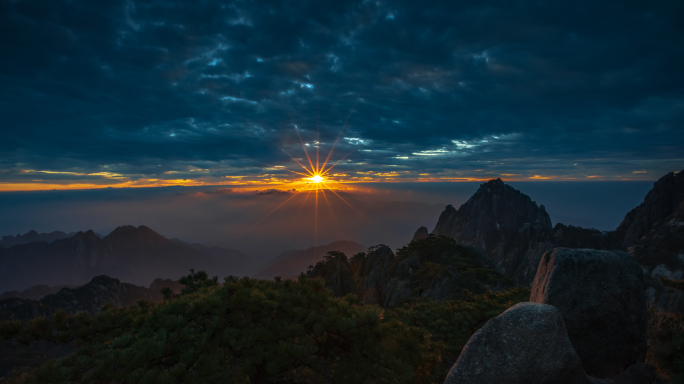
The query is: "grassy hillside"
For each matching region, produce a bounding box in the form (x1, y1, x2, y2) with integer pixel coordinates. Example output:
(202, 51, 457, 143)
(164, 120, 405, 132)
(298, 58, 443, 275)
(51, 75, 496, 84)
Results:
(0, 272, 528, 383)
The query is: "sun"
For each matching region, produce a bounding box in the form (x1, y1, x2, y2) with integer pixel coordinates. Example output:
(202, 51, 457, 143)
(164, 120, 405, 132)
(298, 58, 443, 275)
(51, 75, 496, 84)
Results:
(238, 107, 367, 246)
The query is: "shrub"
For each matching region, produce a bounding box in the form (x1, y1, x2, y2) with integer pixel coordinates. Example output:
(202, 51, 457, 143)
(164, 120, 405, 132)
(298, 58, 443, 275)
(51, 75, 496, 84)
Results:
(647, 304, 684, 383)
(8, 273, 442, 384)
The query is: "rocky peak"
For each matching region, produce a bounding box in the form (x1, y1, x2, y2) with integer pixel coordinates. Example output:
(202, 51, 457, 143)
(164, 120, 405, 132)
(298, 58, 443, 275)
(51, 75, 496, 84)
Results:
(615, 169, 684, 247)
(411, 226, 429, 242)
(105, 225, 166, 245)
(433, 178, 552, 244)
(431, 178, 556, 284)
(70, 230, 100, 242)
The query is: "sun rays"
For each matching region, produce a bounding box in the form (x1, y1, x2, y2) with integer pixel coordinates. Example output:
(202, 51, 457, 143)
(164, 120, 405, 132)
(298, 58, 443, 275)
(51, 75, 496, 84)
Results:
(237, 116, 366, 246)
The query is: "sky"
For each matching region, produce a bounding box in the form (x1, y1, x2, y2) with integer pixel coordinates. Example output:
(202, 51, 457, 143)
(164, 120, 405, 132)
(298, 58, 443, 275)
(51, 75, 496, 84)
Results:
(1, 0, 683, 191)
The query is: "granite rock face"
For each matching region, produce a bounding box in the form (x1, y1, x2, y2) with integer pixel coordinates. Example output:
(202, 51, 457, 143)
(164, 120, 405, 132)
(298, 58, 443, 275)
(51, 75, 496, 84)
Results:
(360, 245, 395, 305)
(432, 179, 556, 285)
(531, 248, 648, 379)
(444, 302, 592, 384)
(615, 170, 684, 248)
(620, 170, 684, 314)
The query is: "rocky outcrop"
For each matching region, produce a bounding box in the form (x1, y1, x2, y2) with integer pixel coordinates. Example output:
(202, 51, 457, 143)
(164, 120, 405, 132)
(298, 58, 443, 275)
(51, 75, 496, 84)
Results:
(346, 237, 512, 307)
(41, 275, 163, 315)
(531, 248, 648, 380)
(447, 248, 660, 384)
(627, 200, 684, 278)
(444, 302, 593, 384)
(0, 275, 164, 321)
(615, 171, 684, 248)
(309, 252, 353, 297)
(0, 298, 53, 321)
(411, 226, 429, 242)
(619, 171, 684, 314)
(0, 225, 251, 292)
(432, 179, 557, 285)
(643, 274, 684, 314)
(431, 170, 684, 299)
(360, 245, 396, 305)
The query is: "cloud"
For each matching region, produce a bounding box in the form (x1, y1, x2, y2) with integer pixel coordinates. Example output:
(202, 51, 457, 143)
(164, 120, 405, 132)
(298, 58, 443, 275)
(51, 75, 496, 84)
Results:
(0, 0, 682, 189)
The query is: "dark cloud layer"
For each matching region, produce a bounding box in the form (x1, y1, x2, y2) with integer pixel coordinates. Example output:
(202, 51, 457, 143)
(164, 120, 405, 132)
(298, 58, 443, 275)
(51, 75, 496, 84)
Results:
(1, 0, 683, 186)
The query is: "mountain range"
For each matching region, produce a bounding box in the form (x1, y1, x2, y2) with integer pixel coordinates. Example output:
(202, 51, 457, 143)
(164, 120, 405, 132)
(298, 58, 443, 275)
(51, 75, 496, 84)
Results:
(0, 230, 103, 248)
(1, 169, 682, 313)
(0, 226, 253, 292)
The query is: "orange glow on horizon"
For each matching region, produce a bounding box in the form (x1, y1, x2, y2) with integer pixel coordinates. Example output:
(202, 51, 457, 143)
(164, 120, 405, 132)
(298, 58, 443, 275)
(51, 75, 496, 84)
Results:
(0, 173, 653, 192)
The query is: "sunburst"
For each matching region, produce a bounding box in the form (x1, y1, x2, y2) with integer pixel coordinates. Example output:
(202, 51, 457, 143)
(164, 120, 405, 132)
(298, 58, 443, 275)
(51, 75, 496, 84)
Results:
(238, 112, 365, 246)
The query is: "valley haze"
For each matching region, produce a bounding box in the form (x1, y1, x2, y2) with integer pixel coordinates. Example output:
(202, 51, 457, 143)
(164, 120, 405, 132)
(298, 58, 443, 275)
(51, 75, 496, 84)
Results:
(0, 181, 654, 258)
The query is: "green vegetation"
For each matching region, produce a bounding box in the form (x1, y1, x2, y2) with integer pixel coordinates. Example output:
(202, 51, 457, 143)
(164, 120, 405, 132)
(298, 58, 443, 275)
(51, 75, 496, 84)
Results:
(647, 305, 684, 384)
(0, 271, 530, 383)
(0, 276, 441, 383)
(394, 235, 514, 299)
(390, 287, 530, 378)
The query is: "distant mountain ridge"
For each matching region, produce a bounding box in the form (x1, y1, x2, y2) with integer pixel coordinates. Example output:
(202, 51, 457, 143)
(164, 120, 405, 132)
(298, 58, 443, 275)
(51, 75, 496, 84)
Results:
(0, 225, 253, 292)
(256, 240, 367, 280)
(0, 230, 104, 248)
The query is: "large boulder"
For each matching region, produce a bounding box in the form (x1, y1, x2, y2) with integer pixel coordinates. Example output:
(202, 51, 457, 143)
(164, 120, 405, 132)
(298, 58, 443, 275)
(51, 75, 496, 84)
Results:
(530, 248, 648, 379)
(445, 302, 592, 384)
